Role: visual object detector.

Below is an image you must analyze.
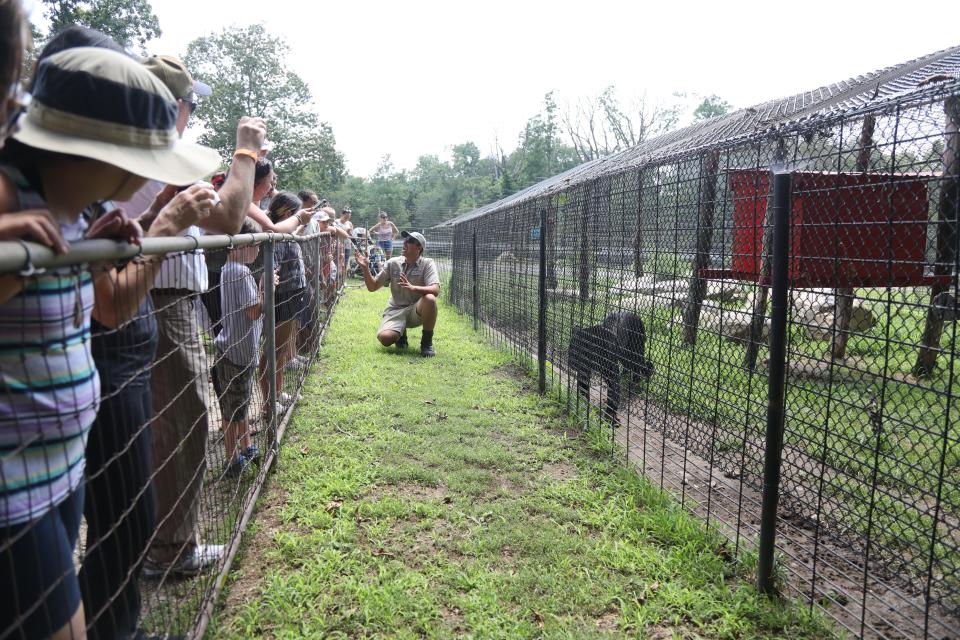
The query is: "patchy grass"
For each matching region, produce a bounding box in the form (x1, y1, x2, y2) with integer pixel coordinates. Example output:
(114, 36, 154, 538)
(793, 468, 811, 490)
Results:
(209, 288, 836, 639)
(473, 268, 959, 595)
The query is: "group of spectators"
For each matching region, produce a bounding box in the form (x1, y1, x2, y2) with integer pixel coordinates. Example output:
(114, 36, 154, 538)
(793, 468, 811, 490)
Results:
(0, 6, 364, 639)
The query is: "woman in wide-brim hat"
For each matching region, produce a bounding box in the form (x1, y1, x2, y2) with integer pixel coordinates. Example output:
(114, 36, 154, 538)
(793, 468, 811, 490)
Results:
(0, 46, 220, 640)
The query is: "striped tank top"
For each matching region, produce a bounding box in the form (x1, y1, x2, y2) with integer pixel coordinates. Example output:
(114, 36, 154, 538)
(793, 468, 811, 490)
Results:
(0, 166, 99, 526)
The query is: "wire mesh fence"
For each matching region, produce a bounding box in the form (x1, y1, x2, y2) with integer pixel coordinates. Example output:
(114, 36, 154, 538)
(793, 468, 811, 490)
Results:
(0, 231, 343, 639)
(436, 78, 960, 638)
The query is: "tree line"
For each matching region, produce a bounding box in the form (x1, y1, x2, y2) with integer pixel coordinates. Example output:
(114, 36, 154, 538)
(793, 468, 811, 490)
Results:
(30, 3, 730, 231)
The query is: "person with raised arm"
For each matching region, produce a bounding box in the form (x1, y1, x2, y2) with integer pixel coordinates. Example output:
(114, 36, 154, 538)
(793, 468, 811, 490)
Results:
(356, 230, 440, 357)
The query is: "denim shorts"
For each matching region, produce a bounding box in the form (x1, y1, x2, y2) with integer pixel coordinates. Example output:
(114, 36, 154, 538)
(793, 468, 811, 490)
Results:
(377, 240, 393, 252)
(0, 486, 84, 639)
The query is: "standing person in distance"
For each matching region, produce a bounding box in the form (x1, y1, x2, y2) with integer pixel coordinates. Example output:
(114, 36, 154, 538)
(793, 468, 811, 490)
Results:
(369, 210, 400, 258)
(335, 207, 354, 275)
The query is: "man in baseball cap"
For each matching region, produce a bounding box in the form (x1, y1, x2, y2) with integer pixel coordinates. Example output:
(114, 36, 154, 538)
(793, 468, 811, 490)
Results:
(142, 55, 211, 127)
(356, 229, 440, 357)
(113, 51, 270, 581)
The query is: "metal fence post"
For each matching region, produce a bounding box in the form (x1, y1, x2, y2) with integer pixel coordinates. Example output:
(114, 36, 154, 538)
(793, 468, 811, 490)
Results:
(312, 232, 322, 357)
(537, 207, 547, 394)
(472, 230, 479, 331)
(263, 236, 278, 442)
(757, 171, 792, 594)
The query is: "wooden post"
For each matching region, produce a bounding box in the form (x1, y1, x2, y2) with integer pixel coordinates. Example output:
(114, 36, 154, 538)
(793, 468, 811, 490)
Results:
(682, 150, 721, 345)
(546, 205, 558, 290)
(578, 184, 591, 302)
(832, 114, 876, 360)
(746, 140, 788, 371)
(634, 169, 645, 278)
(537, 207, 548, 394)
(914, 97, 960, 376)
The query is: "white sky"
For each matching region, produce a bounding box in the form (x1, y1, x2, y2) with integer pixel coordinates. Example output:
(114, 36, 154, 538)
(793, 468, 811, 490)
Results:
(36, 0, 960, 177)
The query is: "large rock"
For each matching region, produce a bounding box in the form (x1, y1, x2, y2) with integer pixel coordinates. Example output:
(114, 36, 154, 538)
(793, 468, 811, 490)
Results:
(705, 280, 746, 305)
(613, 275, 687, 297)
(612, 275, 688, 312)
(805, 303, 877, 341)
(790, 289, 836, 324)
(613, 275, 747, 311)
(685, 308, 769, 343)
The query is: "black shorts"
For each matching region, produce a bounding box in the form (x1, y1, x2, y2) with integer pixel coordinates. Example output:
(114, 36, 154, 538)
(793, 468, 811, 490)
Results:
(0, 487, 84, 639)
(275, 287, 307, 323)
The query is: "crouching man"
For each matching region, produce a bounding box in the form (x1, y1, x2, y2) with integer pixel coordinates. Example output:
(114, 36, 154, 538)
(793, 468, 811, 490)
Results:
(356, 231, 439, 357)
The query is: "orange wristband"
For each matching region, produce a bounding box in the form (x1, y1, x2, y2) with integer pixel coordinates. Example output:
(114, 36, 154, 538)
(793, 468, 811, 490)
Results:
(233, 148, 258, 162)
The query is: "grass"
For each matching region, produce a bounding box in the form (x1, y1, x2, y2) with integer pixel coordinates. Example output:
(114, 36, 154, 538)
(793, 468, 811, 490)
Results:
(465, 264, 959, 600)
(209, 287, 835, 639)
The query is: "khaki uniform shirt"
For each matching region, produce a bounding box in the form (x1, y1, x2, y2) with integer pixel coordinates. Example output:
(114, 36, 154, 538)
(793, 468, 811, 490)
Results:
(376, 256, 440, 309)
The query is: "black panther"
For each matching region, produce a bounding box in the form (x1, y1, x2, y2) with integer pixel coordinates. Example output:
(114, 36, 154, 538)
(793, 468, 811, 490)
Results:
(568, 311, 654, 421)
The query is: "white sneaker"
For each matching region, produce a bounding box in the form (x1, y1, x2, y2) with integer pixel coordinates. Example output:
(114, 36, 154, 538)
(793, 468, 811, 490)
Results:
(142, 544, 224, 578)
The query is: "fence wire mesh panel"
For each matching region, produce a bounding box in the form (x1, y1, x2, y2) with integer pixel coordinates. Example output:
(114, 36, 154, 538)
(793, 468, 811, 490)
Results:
(0, 232, 342, 640)
(437, 67, 960, 638)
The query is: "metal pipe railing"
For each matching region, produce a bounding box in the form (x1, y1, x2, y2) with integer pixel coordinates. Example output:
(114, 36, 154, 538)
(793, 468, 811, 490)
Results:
(0, 231, 327, 273)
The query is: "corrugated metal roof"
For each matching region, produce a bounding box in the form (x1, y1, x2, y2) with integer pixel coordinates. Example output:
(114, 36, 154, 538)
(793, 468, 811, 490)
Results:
(440, 44, 960, 228)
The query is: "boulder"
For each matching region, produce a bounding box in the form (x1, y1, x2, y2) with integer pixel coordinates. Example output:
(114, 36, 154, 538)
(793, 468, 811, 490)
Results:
(685, 308, 769, 343)
(705, 280, 746, 305)
(613, 275, 687, 298)
(805, 303, 877, 341)
(790, 288, 836, 324)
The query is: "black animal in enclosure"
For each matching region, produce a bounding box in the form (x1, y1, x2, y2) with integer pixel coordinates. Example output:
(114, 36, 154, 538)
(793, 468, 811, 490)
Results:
(568, 311, 654, 421)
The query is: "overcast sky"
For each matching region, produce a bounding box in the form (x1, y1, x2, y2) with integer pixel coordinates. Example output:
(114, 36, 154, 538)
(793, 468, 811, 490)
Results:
(37, 0, 960, 177)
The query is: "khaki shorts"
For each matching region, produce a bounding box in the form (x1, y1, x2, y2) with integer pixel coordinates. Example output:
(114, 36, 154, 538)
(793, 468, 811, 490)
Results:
(379, 303, 422, 335)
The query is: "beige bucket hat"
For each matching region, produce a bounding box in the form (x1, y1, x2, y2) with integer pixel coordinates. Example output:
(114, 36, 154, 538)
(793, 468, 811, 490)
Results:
(12, 47, 221, 186)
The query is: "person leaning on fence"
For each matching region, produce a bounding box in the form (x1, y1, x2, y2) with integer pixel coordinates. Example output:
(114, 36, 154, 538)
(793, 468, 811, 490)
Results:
(201, 159, 274, 338)
(294, 188, 322, 357)
(258, 192, 310, 413)
(312, 208, 344, 303)
(23, 26, 226, 640)
(0, 46, 222, 640)
(109, 53, 269, 580)
(356, 230, 440, 357)
(214, 219, 266, 477)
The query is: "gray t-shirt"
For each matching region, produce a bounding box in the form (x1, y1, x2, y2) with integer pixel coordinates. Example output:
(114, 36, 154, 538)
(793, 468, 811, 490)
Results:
(375, 256, 440, 309)
(215, 260, 262, 367)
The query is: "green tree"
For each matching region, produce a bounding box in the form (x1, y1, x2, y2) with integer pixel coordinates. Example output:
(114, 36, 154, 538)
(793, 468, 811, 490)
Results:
(184, 24, 345, 193)
(40, 0, 161, 53)
(692, 94, 732, 122)
(509, 92, 579, 189)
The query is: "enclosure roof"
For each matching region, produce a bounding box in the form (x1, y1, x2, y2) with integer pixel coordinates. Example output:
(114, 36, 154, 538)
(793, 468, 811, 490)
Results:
(439, 43, 960, 228)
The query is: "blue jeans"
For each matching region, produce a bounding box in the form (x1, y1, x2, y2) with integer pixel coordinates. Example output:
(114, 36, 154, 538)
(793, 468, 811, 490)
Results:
(80, 299, 158, 640)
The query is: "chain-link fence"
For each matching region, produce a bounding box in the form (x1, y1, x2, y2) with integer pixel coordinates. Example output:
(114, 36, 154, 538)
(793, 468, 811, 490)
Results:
(435, 49, 960, 639)
(0, 231, 342, 639)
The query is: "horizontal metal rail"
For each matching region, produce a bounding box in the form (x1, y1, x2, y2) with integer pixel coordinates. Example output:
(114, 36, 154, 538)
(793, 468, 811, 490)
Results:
(0, 231, 328, 273)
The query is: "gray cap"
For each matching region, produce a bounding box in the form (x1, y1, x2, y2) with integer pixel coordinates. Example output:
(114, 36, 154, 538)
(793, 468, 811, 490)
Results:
(401, 230, 427, 251)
